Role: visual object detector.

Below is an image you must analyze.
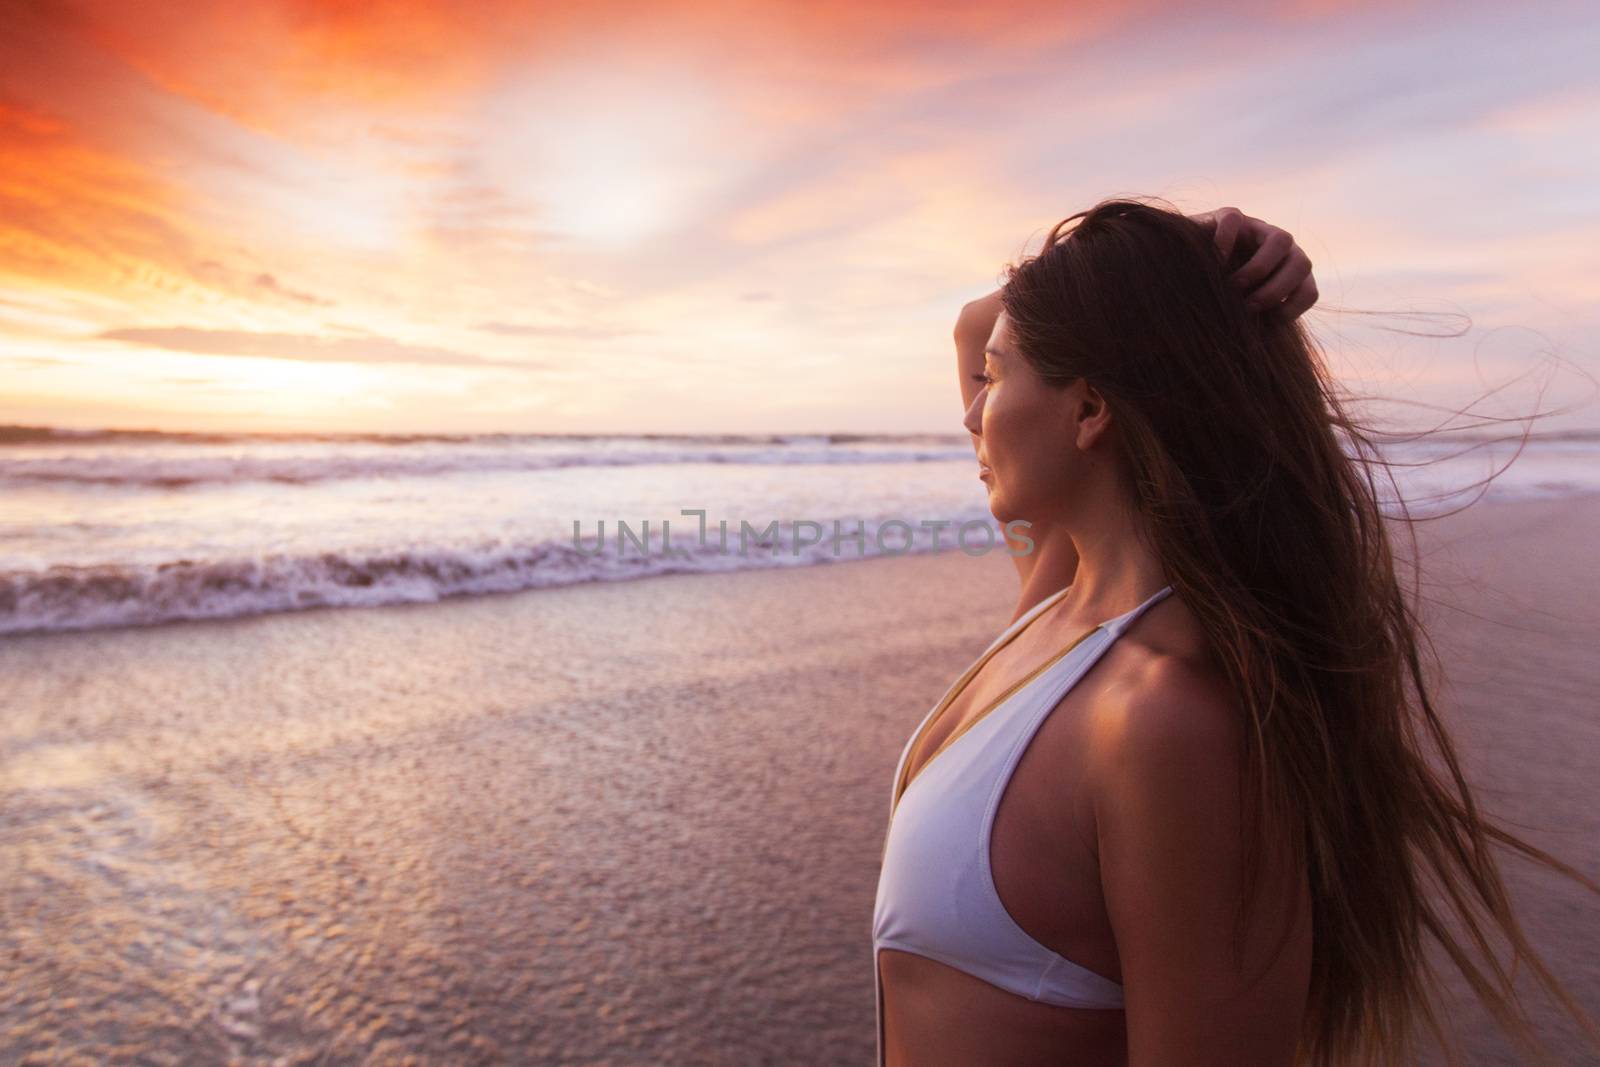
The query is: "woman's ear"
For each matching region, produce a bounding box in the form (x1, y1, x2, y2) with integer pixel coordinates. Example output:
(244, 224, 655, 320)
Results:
(1072, 379, 1114, 451)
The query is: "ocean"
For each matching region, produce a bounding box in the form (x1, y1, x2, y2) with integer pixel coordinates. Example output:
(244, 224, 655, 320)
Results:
(3, 425, 1598, 636)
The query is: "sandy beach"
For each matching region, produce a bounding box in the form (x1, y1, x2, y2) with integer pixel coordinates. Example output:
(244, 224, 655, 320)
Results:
(3, 492, 1598, 1065)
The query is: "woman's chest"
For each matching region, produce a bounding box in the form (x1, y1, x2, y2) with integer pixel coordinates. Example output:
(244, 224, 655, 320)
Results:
(900, 624, 1099, 791)
(893, 635, 1130, 980)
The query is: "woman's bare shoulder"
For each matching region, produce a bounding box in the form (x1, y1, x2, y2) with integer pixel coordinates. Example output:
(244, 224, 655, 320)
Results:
(1082, 636, 1242, 786)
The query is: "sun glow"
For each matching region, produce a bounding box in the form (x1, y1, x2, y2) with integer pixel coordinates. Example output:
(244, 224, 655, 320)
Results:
(481, 65, 733, 245)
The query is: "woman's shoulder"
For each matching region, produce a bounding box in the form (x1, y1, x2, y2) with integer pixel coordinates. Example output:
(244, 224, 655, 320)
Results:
(1082, 637, 1243, 788)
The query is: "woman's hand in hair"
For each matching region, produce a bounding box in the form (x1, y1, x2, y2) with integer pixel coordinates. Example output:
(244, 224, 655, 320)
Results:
(1189, 206, 1319, 321)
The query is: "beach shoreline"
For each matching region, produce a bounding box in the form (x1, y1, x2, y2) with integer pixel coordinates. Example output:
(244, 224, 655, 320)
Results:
(2, 491, 1598, 1064)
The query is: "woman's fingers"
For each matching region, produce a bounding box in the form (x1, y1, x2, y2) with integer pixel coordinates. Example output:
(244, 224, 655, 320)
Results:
(1194, 207, 1321, 320)
(1230, 226, 1294, 295)
(1275, 274, 1320, 321)
(1197, 206, 1245, 264)
(1244, 246, 1313, 311)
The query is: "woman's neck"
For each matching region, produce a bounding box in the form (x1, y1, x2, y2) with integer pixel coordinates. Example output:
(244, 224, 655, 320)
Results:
(1011, 508, 1166, 628)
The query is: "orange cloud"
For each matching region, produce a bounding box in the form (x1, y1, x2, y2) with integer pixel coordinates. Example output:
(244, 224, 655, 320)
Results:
(0, 110, 187, 297)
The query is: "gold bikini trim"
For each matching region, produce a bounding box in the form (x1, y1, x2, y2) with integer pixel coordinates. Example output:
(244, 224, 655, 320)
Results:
(891, 594, 1102, 815)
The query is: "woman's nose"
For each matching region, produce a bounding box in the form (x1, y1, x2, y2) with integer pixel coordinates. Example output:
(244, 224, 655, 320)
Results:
(962, 391, 984, 437)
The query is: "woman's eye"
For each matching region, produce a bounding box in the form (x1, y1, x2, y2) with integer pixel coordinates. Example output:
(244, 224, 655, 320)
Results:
(970, 372, 994, 385)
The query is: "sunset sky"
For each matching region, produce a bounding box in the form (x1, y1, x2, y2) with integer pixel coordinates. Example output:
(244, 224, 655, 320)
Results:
(1, 0, 1596, 435)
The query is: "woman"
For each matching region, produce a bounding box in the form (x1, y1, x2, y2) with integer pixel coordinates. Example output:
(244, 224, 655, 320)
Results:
(871, 200, 1600, 1066)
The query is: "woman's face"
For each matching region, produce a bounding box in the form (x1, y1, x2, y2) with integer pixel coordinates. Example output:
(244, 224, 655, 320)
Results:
(962, 312, 1084, 527)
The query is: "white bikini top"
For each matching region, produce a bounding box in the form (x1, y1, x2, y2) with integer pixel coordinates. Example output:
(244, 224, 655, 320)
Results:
(872, 582, 1176, 1064)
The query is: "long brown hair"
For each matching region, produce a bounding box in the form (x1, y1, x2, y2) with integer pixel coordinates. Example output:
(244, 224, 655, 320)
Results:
(997, 197, 1600, 1066)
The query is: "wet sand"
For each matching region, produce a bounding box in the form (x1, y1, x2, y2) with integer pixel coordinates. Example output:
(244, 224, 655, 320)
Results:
(2, 493, 1598, 1065)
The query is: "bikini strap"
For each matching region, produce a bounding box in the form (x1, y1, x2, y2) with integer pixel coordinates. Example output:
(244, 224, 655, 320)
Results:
(987, 583, 1072, 653)
(1103, 584, 1174, 638)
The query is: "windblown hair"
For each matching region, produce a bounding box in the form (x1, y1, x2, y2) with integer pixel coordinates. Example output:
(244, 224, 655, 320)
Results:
(997, 198, 1600, 1067)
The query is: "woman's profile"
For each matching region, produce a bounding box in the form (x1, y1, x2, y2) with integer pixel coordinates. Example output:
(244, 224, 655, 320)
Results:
(871, 200, 1600, 1066)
